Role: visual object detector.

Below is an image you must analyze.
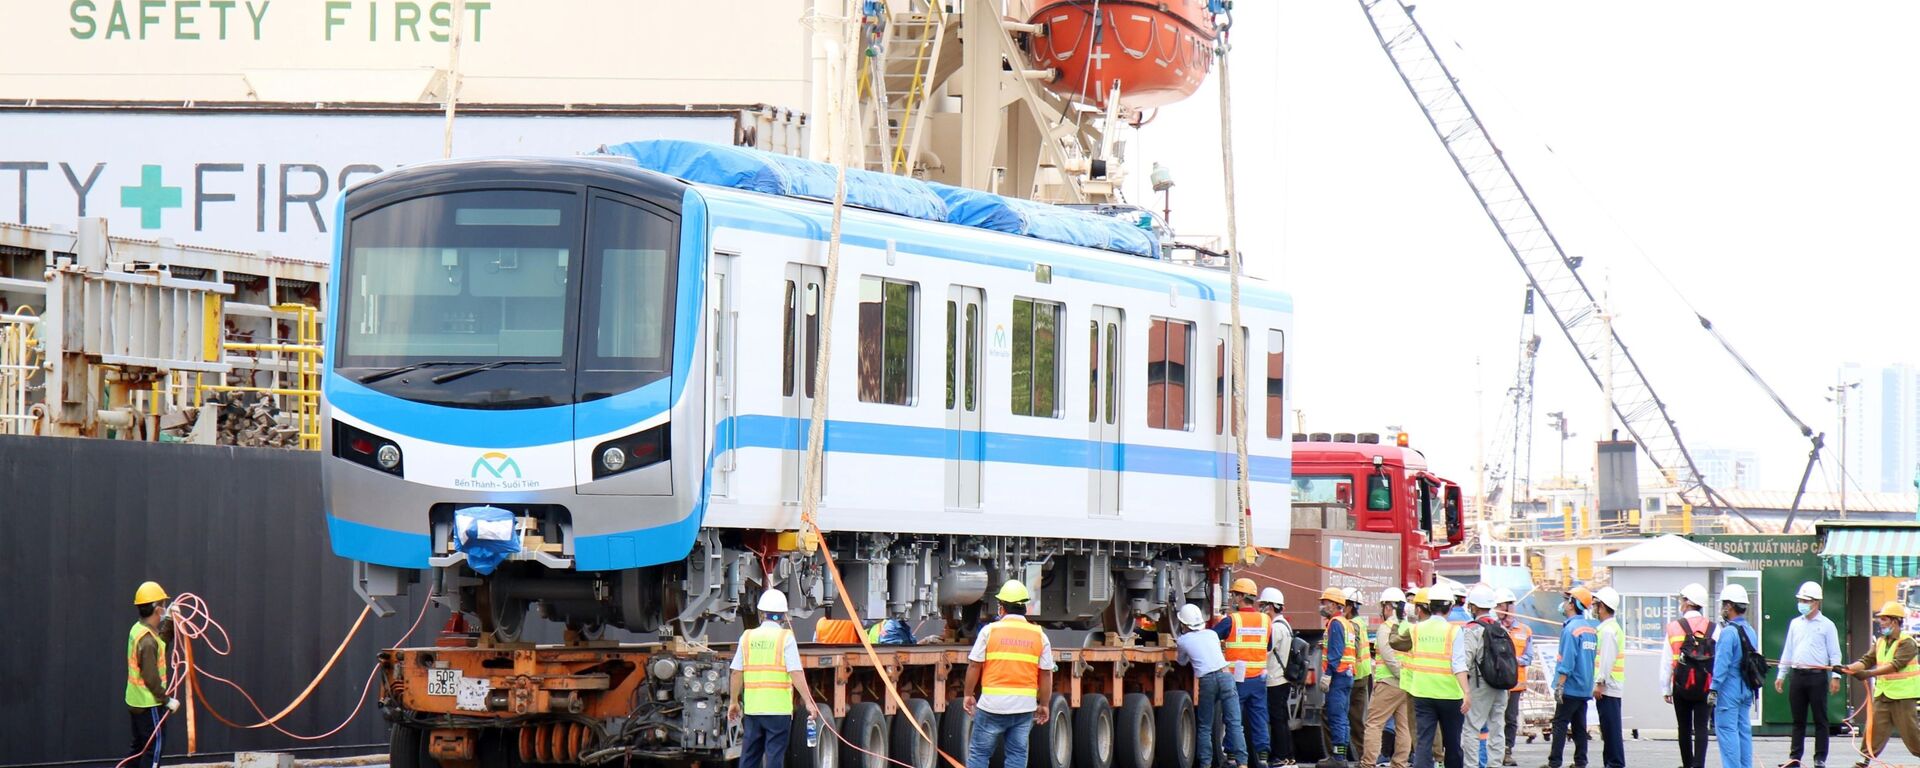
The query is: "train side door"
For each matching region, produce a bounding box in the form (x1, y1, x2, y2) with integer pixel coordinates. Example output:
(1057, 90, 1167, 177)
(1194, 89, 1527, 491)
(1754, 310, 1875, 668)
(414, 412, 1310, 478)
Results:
(1088, 305, 1124, 517)
(945, 286, 984, 509)
(781, 264, 825, 503)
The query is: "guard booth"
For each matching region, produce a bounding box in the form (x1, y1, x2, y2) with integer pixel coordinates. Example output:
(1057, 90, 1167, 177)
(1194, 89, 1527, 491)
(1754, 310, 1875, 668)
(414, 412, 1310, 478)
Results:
(1595, 535, 1748, 734)
(1817, 521, 1920, 725)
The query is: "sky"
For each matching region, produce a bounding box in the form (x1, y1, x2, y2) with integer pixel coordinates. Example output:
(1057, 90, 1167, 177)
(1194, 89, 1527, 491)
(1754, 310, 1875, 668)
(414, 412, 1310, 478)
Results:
(1125, 1, 1920, 495)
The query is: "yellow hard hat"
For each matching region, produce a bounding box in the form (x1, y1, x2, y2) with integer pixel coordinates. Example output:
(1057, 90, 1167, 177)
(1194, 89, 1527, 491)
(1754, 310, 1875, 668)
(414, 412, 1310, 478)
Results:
(1231, 578, 1258, 596)
(1320, 587, 1346, 603)
(996, 579, 1031, 603)
(1879, 601, 1907, 619)
(133, 581, 169, 606)
(1412, 588, 1429, 604)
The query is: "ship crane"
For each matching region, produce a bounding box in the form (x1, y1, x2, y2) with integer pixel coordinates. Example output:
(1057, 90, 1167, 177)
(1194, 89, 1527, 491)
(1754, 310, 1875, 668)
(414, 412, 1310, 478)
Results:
(1482, 288, 1539, 519)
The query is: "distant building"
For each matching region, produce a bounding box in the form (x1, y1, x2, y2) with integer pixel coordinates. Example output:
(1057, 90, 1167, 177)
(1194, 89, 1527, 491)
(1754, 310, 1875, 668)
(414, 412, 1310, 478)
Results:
(1839, 363, 1920, 493)
(1693, 447, 1761, 491)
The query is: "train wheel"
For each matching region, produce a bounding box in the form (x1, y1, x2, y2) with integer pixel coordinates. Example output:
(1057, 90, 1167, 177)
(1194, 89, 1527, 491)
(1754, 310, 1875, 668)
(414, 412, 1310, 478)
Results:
(1030, 693, 1074, 768)
(841, 702, 889, 768)
(938, 700, 973, 765)
(891, 698, 939, 768)
(1155, 690, 1195, 768)
(789, 712, 840, 768)
(1114, 693, 1155, 768)
(1072, 694, 1114, 768)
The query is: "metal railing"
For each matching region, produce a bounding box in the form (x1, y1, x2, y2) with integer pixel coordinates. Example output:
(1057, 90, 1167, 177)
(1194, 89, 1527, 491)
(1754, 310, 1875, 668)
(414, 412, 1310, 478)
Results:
(0, 310, 40, 434)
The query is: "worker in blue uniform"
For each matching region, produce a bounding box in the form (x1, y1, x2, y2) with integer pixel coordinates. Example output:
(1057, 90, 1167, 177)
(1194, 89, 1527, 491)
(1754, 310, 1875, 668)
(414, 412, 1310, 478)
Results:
(1714, 584, 1761, 768)
(1217, 579, 1275, 767)
(1540, 587, 1597, 768)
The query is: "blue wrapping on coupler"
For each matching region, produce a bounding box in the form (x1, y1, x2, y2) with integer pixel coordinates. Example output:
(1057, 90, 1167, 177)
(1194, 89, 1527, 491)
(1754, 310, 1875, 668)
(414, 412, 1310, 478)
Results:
(453, 505, 520, 576)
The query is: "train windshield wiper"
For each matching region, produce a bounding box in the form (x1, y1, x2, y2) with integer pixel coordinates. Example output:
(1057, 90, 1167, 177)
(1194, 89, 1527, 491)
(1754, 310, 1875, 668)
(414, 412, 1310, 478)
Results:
(429, 359, 559, 385)
(359, 360, 465, 384)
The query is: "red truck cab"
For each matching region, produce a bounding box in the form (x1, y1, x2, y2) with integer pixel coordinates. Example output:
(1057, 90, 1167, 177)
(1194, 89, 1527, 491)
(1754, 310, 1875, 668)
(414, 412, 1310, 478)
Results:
(1288, 432, 1465, 587)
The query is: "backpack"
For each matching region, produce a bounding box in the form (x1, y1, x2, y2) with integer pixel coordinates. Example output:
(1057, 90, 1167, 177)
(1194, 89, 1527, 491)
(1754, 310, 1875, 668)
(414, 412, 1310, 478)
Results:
(1671, 617, 1715, 701)
(1475, 618, 1520, 690)
(1284, 635, 1310, 685)
(1733, 621, 1768, 691)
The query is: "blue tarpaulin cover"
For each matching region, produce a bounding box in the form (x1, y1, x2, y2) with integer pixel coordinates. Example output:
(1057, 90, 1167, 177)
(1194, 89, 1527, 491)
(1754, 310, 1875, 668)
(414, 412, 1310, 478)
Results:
(930, 183, 1161, 259)
(453, 505, 520, 576)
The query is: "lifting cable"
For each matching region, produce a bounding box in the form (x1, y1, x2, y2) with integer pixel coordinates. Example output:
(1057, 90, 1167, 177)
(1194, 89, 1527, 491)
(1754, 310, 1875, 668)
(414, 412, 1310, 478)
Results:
(1214, 5, 1255, 565)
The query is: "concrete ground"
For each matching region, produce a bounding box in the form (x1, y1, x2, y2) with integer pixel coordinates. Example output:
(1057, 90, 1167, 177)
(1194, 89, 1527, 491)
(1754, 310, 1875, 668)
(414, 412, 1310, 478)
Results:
(1478, 733, 1918, 768)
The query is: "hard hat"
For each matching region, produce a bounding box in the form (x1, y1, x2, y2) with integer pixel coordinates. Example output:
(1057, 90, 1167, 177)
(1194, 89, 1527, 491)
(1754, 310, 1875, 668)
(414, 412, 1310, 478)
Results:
(757, 589, 790, 614)
(1467, 585, 1499, 609)
(1494, 587, 1517, 605)
(1593, 587, 1621, 612)
(1427, 584, 1456, 604)
(1259, 587, 1286, 606)
(1379, 587, 1405, 604)
(133, 581, 169, 606)
(1178, 603, 1207, 629)
(1879, 601, 1907, 619)
(1320, 587, 1346, 603)
(996, 579, 1031, 604)
(1344, 587, 1366, 604)
(1797, 581, 1824, 601)
(1231, 578, 1259, 596)
(1720, 583, 1750, 606)
(1680, 583, 1709, 608)
(1566, 586, 1593, 609)
(1412, 588, 1430, 604)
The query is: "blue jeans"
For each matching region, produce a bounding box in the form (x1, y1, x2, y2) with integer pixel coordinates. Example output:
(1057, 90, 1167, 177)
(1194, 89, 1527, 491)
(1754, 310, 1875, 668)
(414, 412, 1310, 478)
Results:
(1199, 670, 1248, 768)
(1325, 674, 1353, 750)
(968, 710, 1034, 768)
(1413, 697, 1464, 768)
(1715, 691, 1754, 768)
(741, 713, 792, 768)
(1595, 695, 1624, 768)
(1239, 678, 1271, 755)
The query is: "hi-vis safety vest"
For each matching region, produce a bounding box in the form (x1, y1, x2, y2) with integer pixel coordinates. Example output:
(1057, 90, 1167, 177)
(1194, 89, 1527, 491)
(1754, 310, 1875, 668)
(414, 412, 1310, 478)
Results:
(1401, 617, 1463, 700)
(1374, 618, 1402, 685)
(1876, 635, 1920, 701)
(125, 623, 168, 708)
(981, 616, 1047, 698)
(1597, 617, 1626, 685)
(1508, 620, 1534, 693)
(741, 625, 796, 715)
(1225, 611, 1271, 680)
(1353, 617, 1374, 680)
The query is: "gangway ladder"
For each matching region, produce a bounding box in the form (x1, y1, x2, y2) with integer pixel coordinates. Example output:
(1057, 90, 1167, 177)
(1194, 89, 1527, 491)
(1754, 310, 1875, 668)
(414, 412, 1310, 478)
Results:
(1357, 0, 1738, 515)
(861, 0, 950, 174)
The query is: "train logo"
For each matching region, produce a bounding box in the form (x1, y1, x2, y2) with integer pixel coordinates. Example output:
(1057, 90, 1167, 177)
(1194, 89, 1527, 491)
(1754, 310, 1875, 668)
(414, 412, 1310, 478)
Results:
(470, 451, 523, 480)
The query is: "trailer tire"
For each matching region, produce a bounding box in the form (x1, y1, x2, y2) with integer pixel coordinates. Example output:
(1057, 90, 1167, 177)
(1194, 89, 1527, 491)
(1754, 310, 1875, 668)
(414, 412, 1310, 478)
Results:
(1030, 693, 1074, 768)
(1114, 693, 1155, 768)
(790, 712, 841, 768)
(1073, 694, 1114, 768)
(842, 702, 889, 768)
(1155, 690, 1195, 768)
(389, 724, 432, 768)
(892, 698, 939, 768)
(940, 700, 973, 766)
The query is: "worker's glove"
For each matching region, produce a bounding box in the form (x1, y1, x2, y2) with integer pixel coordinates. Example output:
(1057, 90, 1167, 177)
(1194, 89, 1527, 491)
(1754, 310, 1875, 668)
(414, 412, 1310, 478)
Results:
(1316, 673, 1330, 693)
(1705, 691, 1717, 708)
(166, 698, 181, 713)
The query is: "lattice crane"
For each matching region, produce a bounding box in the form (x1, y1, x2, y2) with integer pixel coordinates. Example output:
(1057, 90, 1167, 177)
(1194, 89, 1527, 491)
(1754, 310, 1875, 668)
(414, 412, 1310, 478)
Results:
(1483, 289, 1540, 518)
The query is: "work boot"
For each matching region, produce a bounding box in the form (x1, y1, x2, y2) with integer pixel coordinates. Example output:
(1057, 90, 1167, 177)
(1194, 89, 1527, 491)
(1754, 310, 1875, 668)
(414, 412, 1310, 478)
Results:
(1258, 750, 1271, 768)
(1503, 750, 1517, 767)
(1319, 744, 1350, 768)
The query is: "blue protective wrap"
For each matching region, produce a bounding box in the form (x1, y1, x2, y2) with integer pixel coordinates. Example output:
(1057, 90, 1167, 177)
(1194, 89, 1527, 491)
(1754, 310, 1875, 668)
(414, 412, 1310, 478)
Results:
(600, 139, 949, 223)
(453, 505, 521, 576)
(929, 182, 1161, 259)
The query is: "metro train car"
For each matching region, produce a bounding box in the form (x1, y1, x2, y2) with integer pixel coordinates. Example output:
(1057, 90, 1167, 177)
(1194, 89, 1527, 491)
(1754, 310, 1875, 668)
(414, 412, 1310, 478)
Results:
(321, 140, 1295, 641)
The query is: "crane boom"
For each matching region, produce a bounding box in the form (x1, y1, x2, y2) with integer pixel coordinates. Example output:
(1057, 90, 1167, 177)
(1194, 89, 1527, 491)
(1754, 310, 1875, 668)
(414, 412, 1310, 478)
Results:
(1357, 0, 1745, 519)
(1483, 289, 1540, 517)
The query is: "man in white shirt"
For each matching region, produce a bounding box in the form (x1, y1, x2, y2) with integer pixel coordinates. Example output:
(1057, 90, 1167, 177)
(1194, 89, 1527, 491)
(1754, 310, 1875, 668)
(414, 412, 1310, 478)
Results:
(1181, 603, 1250, 768)
(729, 590, 820, 768)
(1591, 589, 1626, 768)
(1776, 581, 1843, 768)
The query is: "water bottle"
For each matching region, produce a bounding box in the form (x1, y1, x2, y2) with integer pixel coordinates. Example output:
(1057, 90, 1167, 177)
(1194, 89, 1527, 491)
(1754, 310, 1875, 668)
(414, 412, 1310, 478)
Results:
(806, 716, 819, 748)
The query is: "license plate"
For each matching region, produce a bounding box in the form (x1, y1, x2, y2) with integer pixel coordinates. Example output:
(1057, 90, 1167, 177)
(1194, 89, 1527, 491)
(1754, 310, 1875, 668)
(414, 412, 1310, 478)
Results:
(427, 669, 462, 697)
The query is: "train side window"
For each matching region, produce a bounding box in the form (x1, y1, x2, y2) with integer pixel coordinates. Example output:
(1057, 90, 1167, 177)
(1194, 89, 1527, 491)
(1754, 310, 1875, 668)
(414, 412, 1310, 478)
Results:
(783, 280, 797, 397)
(1214, 326, 1246, 436)
(1265, 329, 1285, 438)
(1088, 320, 1099, 422)
(964, 302, 978, 411)
(1011, 297, 1061, 417)
(946, 300, 958, 409)
(1147, 317, 1192, 430)
(857, 276, 917, 405)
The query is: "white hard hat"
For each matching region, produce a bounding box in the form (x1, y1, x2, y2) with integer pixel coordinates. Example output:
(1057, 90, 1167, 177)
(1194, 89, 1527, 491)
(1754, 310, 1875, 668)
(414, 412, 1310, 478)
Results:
(1721, 583, 1751, 606)
(758, 589, 790, 614)
(1427, 584, 1456, 604)
(1259, 587, 1286, 606)
(1494, 587, 1517, 605)
(1467, 585, 1499, 609)
(1680, 583, 1709, 608)
(1797, 581, 1824, 601)
(1593, 587, 1621, 612)
(1344, 587, 1366, 604)
(1178, 603, 1207, 629)
(1379, 587, 1405, 604)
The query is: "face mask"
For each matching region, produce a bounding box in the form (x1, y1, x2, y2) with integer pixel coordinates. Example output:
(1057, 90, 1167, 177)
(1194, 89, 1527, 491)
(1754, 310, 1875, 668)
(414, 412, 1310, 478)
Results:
(1319, 605, 1334, 618)
(1796, 602, 1812, 616)
(1878, 624, 1894, 637)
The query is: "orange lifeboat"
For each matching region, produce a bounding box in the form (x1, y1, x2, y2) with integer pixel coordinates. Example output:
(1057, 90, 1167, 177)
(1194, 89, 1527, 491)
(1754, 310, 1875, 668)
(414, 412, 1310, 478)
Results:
(1023, 0, 1217, 110)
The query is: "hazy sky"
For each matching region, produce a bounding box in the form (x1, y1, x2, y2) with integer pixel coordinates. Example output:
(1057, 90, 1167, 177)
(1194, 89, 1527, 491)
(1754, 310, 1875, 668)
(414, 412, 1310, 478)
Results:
(1126, 1, 1919, 494)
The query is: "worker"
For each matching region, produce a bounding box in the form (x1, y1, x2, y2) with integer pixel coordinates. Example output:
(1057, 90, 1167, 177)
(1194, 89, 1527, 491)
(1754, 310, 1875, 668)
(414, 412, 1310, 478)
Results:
(1218, 579, 1275, 767)
(1713, 584, 1760, 768)
(1346, 587, 1373, 765)
(728, 589, 820, 768)
(1310, 586, 1354, 767)
(963, 580, 1057, 768)
(1661, 584, 1714, 768)
(1459, 586, 1513, 768)
(1540, 587, 1596, 768)
(1840, 601, 1920, 767)
(125, 581, 179, 768)
(1180, 603, 1249, 768)
(1590, 588, 1625, 768)
(1495, 588, 1530, 768)
(1261, 588, 1296, 768)
(1777, 581, 1842, 768)
(1362, 587, 1412, 768)
(1393, 584, 1466, 768)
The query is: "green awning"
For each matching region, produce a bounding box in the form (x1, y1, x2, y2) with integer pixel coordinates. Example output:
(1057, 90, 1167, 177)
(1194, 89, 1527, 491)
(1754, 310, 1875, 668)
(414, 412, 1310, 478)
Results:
(1821, 527, 1920, 578)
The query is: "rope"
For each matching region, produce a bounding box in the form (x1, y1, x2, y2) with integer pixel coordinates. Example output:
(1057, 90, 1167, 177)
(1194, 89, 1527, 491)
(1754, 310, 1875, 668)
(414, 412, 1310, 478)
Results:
(1215, 1, 1252, 564)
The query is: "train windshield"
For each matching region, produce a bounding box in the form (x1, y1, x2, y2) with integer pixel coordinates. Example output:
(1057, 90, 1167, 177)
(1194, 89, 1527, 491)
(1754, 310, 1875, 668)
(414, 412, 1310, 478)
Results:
(336, 189, 677, 409)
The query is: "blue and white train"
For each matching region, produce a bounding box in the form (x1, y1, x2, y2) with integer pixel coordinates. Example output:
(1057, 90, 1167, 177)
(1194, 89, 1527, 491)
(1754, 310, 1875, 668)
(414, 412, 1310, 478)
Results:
(322, 141, 1295, 640)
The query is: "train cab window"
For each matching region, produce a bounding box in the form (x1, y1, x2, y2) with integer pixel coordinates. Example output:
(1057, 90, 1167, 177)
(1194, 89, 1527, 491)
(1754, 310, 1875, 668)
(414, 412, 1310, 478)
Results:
(1147, 318, 1192, 430)
(857, 276, 917, 405)
(577, 197, 676, 401)
(1011, 297, 1061, 417)
(1265, 329, 1285, 438)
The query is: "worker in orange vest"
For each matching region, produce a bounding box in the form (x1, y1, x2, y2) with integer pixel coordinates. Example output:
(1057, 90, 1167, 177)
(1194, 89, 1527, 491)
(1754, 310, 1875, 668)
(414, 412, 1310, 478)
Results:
(1315, 586, 1357, 768)
(1661, 583, 1713, 768)
(1216, 578, 1275, 767)
(1495, 588, 1531, 768)
(963, 580, 1056, 768)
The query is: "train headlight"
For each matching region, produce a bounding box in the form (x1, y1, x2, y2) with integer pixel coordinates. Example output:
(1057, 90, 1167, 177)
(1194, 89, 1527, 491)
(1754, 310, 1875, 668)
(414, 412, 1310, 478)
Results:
(590, 424, 670, 480)
(376, 444, 402, 469)
(601, 446, 627, 472)
(333, 421, 404, 476)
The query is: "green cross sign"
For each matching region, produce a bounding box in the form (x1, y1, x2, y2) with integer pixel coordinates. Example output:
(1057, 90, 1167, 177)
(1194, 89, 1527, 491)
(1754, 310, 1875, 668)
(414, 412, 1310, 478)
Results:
(120, 165, 182, 229)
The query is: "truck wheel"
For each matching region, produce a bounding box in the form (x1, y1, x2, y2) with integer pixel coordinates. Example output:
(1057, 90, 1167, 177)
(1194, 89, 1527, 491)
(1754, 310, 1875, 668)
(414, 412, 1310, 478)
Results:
(1155, 690, 1195, 768)
(939, 700, 973, 766)
(1030, 693, 1074, 768)
(892, 698, 939, 768)
(842, 703, 889, 768)
(789, 712, 840, 768)
(1073, 694, 1114, 768)
(1114, 693, 1156, 768)
(390, 724, 424, 768)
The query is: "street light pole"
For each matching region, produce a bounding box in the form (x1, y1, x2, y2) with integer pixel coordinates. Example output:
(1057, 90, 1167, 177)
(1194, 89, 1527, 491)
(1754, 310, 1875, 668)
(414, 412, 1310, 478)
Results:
(1547, 410, 1573, 486)
(1829, 377, 1862, 518)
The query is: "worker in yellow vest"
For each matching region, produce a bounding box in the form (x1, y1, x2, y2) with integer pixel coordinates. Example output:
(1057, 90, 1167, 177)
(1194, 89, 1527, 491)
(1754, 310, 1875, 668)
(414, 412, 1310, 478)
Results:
(1392, 584, 1468, 768)
(728, 590, 820, 768)
(1361, 587, 1412, 768)
(1218, 579, 1275, 766)
(1589, 588, 1626, 768)
(125, 581, 179, 768)
(1841, 601, 1920, 766)
(964, 579, 1057, 768)
(1346, 588, 1373, 765)
(1495, 588, 1531, 768)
